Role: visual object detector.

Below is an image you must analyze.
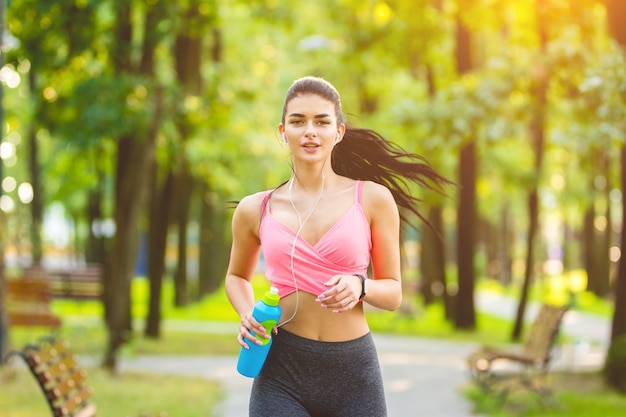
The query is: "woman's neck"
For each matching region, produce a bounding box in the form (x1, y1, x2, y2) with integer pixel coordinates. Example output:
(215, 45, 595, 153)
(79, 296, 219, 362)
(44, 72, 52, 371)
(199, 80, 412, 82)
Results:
(291, 161, 335, 191)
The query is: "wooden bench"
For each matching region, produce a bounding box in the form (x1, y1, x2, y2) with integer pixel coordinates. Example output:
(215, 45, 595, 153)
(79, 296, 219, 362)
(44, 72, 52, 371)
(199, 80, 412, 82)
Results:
(24, 265, 103, 301)
(466, 303, 568, 406)
(4, 336, 169, 417)
(7, 278, 62, 329)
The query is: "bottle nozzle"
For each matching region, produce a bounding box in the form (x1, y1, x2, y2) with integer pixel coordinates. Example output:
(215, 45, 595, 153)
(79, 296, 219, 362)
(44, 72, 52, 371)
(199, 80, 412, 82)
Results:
(264, 287, 281, 306)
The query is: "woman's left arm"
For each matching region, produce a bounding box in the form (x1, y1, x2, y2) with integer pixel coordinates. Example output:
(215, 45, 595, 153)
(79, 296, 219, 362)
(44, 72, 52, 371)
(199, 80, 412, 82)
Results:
(363, 181, 402, 311)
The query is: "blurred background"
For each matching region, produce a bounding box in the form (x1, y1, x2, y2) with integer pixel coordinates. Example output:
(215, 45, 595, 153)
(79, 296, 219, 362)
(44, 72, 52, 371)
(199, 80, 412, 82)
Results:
(0, 0, 625, 377)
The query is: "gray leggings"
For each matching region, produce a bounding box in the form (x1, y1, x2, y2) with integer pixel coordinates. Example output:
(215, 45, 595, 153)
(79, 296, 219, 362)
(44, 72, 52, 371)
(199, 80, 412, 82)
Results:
(249, 330, 387, 417)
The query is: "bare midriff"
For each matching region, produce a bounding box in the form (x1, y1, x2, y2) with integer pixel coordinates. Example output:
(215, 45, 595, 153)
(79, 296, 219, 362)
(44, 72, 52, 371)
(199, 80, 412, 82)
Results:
(278, 291, 370, 341)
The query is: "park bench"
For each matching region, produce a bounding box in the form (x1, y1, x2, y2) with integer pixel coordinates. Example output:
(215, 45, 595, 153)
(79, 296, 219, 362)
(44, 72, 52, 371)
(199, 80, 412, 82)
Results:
(4, 336, 169, 417)
(24, 264, 103, 301)
(466, 303, 568, 405)
(6, 278, 62, 329)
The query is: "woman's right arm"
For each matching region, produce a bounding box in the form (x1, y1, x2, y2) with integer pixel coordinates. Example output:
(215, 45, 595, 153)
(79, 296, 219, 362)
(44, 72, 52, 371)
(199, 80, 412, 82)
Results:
(224, 193, 268, 346)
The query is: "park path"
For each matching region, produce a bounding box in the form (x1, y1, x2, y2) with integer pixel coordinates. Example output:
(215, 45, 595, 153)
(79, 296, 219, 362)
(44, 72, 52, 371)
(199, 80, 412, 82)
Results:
(119, 293, 609, 417)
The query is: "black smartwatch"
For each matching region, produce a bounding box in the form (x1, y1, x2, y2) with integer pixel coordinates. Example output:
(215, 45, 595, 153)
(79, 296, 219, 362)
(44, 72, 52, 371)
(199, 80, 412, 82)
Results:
(355, 274, 368, 300)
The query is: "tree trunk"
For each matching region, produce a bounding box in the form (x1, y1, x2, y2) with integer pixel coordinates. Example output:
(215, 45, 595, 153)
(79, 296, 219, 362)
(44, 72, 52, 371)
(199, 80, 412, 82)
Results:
(199, 189, 229, 297)
(103, 0, 165, 371)
(512, 0, 549, 341)
(584, 202, 597, 291)
(173, 167, 194, 306)
(499, 203, 513, 285)
(417, 65, 450, 314)
(597, 152, 612, 297)
(197, 26, 224, 298)
(585, 151, 612, 297)
(104, 134, 156, 369)
(605, 5, 626, 391)
(456, 141, 477, 329)
(85, 170, 107, 265)
(454, 15, 476, 330)
(27, 70, 43, 265)
(594, 0, 626, 388)
(612, 145, 626, 341)
(145, 165, 175, 338)
(420, 207, 447, 307)
(171, 2, 204, 305)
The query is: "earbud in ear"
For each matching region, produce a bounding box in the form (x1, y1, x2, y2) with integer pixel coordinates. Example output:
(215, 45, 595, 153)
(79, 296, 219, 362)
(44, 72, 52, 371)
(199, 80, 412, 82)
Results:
(282, 133, 287, 143)
(334, 135, 340, 145)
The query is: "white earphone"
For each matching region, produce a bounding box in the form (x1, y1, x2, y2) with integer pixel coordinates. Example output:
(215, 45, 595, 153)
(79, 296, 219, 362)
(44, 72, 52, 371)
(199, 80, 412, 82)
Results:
(282, 133, 287, 143)
(334, 134, 340, 145)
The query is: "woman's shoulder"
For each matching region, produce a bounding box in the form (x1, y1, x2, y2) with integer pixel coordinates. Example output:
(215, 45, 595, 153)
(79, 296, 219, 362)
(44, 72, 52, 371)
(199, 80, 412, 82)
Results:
(233, 190, 270, 221)
(360, 180, 394, 201)
(359, 180, 397, 215)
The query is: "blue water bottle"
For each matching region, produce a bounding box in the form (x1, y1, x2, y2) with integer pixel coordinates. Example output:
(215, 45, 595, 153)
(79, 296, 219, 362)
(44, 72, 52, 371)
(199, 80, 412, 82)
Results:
(236, 286, 282, 378)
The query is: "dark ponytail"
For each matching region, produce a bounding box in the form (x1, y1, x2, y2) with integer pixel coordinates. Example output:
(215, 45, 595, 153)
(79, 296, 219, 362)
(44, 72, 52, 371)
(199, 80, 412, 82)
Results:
(332, 126, 452, 226)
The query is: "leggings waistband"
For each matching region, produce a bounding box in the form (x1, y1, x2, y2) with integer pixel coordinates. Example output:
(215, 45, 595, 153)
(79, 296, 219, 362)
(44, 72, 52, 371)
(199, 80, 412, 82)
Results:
(274, 329, 374, 355)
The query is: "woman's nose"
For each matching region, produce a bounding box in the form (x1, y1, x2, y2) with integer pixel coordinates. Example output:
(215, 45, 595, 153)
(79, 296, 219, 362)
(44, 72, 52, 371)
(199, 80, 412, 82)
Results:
(304, 121, 316, 136)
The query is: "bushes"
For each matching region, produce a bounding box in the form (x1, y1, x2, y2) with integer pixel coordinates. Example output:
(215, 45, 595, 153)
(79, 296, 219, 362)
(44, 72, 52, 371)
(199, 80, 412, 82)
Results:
(604, 334, 626, 393)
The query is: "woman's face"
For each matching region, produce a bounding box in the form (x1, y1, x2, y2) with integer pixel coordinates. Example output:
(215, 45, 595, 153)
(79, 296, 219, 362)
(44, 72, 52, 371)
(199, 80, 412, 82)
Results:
(280, 94, 344, 162)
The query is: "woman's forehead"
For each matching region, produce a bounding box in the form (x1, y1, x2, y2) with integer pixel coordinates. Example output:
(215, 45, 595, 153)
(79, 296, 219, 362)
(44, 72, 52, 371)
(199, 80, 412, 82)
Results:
(286, 94, 335, 115)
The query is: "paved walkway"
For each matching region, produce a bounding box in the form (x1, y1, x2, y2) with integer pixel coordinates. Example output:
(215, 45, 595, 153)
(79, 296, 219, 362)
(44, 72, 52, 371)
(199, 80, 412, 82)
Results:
(119, 293, 609, 417)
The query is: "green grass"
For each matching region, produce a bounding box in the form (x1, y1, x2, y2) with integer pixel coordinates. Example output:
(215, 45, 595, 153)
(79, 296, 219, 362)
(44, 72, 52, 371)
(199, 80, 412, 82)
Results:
(464, 371, 626, 417)
(0, 365, 221, 417)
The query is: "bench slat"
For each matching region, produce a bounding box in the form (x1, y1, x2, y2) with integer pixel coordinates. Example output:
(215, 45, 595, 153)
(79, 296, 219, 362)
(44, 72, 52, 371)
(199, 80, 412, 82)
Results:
(38, 355, 79, 385)
(53, 384, 92, 417)
(24, 339, 69, 365)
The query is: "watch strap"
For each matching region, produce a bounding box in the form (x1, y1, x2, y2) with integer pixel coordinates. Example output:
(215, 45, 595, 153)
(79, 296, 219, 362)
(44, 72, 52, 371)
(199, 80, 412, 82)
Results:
(355, 274, 367, 300)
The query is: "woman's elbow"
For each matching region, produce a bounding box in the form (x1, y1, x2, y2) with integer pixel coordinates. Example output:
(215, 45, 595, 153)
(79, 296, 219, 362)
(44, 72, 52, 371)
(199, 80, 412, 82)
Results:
(378, 288, 402, 311)
(387, 292, 402, 311)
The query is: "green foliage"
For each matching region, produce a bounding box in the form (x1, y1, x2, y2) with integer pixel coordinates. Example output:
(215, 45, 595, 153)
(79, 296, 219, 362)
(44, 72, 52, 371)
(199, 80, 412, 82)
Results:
(47, 74, 157, 146)
(604, 334, 626, 393)
(6, 0, 100, 68)
(0, 366, 221, 417)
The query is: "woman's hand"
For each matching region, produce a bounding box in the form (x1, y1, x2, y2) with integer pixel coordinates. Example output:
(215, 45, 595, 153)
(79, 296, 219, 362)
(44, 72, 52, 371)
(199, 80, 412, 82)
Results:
(316, 274, 362, 313)
(237, 312, 270, 349)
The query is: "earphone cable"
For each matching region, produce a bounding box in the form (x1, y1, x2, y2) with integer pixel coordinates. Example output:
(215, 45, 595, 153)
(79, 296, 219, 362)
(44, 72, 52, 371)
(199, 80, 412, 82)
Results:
(276, 170, 325, 328)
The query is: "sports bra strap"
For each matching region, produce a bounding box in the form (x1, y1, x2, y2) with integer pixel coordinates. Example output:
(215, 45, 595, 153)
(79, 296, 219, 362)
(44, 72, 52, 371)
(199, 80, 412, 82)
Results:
(261, 190, 272, 219)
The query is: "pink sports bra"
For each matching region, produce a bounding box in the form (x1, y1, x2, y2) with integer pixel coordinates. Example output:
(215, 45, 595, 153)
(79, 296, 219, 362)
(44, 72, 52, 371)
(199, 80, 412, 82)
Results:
(259, 180, 372, 298)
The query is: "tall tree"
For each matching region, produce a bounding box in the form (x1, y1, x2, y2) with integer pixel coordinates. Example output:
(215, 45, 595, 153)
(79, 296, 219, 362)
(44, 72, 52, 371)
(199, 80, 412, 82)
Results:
(512, 0, 550, 341)
(454, 14, 477, 330)
(605, 0, 626, 344)
(103, 0, 167, 370)
(143, 18, 184, 333)
(197, 24, 228, 298)
(26, 82, 42, 264)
